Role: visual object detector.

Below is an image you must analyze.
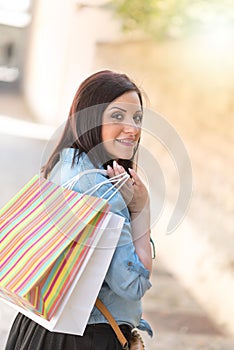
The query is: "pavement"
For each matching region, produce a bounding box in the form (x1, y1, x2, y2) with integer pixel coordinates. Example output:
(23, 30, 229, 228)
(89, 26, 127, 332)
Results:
(0, 87, 234, 349)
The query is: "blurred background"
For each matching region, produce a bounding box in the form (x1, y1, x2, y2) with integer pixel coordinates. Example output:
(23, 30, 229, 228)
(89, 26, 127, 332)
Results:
(0, 0, 234, 349)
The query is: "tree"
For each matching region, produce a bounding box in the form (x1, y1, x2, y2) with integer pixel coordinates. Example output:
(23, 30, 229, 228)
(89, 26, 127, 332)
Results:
(111, 0, 234, 40)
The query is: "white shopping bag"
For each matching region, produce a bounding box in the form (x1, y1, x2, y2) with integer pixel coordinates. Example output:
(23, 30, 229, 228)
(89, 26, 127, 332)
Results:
(0, 212, 124, 335)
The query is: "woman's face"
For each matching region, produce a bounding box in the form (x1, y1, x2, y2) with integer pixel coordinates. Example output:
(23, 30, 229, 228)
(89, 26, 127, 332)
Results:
(102, 91, 142, 160)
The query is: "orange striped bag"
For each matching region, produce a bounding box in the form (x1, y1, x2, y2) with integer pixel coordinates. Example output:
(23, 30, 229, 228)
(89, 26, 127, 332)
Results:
(0, 174, 110, 320)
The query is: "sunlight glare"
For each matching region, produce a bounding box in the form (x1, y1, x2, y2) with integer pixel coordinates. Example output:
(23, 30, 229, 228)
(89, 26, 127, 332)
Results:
(0, 115, 55, 140)
(201, 24, 234, 53)
(0, 0, 31, 12)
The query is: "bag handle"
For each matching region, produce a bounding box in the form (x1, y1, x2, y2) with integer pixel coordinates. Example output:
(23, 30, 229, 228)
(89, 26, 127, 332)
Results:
(95, 298, 129, 350)
(62, 169, 130, 202)
(62, 169, 107, 190)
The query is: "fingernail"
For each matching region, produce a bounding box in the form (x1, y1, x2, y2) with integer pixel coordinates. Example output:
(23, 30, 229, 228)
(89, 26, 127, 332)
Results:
(107, 165, 111, 170)
(113, 160, 117, 167)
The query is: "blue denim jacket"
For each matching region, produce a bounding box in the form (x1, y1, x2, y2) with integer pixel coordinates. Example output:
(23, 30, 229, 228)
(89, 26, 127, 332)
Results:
(50, 148, 153, 336)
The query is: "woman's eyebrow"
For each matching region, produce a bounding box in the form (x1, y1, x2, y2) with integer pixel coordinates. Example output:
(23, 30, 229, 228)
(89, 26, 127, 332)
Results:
(109, 106, 142, 113)
(109, 106, 127, 112)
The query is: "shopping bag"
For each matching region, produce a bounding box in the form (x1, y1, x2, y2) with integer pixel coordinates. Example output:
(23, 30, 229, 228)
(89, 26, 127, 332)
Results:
(0, 174, 110, 320)
(1, 210, 124, 335)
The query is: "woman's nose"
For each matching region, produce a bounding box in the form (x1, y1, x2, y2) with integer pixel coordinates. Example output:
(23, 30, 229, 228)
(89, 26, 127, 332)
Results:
(123, 120, 140, 134)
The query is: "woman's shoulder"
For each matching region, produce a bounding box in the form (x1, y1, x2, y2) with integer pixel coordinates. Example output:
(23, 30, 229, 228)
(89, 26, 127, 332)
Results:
(60, 149, 100, 172)
(58, 149, 107, 192)
(49, 149, 97, 185)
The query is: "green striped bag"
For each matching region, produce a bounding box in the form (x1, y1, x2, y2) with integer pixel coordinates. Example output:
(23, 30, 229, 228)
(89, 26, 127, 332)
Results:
(0, 174, 109, 320)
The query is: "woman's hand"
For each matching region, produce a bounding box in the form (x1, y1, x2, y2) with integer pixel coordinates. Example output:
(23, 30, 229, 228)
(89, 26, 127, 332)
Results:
(106, 161, 149, 214)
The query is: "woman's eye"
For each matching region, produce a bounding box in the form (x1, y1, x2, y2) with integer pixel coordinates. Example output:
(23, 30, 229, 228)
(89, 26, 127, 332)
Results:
(134, 114, 143, 124)
(111, 113, 124, 121)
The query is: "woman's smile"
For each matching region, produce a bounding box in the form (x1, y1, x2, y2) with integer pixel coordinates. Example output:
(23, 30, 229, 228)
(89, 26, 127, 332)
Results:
(115, 138, 136, 146)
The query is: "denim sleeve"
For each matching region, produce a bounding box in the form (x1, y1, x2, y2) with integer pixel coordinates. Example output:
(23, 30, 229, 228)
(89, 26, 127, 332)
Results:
(72, 170, 152, 301)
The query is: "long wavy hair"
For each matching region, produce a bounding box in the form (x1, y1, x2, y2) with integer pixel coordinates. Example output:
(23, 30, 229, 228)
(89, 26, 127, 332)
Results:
(42, 70, 143, 178)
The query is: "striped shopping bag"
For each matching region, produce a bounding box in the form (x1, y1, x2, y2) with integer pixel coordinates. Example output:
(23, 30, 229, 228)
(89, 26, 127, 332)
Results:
(0, 174, 109, 320)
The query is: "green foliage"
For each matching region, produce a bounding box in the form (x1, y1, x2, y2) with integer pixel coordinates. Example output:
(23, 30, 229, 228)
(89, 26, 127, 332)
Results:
(111, 0, 234, 40)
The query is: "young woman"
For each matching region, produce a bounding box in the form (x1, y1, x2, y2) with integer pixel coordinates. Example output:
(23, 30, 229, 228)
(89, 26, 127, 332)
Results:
(5, 70, 153, 350)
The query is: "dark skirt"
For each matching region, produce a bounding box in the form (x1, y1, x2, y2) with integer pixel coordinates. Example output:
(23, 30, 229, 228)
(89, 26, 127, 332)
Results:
(5, 313, 132, 350)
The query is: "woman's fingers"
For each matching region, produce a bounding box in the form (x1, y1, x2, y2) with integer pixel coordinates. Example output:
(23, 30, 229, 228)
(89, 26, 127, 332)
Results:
(106, 165, 115, 178)
(128, 168, 141, 186)
(107, 161, 124, 177)
(113, 160, 125, 175)
(106, 161, 134, 205)
(106, 162, 149, 212)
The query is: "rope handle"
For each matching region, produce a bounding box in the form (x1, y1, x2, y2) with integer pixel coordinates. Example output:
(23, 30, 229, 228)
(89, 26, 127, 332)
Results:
(62, 169, 130, 202)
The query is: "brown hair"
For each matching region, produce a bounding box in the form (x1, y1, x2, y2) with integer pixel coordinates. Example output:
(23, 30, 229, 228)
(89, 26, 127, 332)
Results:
(42, 70, 143, 178)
